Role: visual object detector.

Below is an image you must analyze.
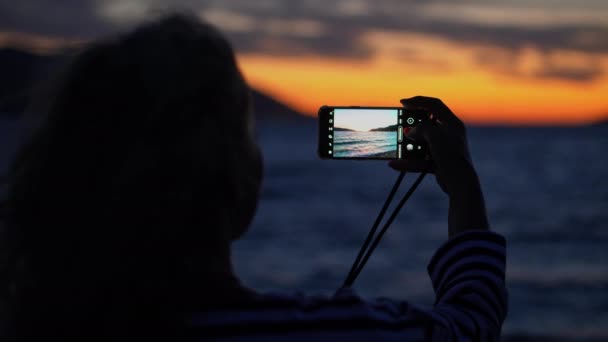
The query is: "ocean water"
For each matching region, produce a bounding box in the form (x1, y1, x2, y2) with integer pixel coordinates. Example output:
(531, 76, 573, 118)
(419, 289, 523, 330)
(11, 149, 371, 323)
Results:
(239, 121, 608, 340)
(1, 117, 607, 340)
(333, 131, 397, 157)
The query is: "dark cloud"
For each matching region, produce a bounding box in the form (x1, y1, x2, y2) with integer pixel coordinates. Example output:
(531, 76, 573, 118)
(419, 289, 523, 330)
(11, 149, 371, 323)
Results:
(0, 1, 110, 38)
(534, 66, 602, 82)
(407, 22, 608, 54)
(1, 0, 607, 82)
(393, 47, 454, 72)
(205, 1, 608, 54)
(223, 27, 373, 59)
(475, 47, 605, 82)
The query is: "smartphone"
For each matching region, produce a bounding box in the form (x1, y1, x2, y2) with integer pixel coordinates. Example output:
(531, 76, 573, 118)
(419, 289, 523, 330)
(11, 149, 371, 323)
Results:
(318, 106, 429, 160)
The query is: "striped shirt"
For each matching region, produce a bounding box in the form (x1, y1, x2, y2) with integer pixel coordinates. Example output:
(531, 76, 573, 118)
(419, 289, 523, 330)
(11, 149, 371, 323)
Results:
(188, 231, 507, 341)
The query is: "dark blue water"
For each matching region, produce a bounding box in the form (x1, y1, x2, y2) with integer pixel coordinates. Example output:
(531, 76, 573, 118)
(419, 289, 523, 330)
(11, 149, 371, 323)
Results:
(1, 117, 607, 339)
(333, 131, 396, 157)
(240, 121, 608, 340)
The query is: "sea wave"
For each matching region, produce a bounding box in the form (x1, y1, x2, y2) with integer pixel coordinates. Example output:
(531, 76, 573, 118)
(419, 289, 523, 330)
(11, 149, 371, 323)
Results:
(334, 131, 397, 157)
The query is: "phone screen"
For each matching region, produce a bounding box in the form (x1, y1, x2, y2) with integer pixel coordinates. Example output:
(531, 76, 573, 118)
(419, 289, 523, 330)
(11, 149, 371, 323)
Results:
(318, 106, 428, 160)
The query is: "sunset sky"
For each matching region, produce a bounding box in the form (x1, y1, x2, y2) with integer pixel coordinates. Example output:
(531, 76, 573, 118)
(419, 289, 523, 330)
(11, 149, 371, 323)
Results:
(334, 108, 398, 131)
(1, 0, 607, 125)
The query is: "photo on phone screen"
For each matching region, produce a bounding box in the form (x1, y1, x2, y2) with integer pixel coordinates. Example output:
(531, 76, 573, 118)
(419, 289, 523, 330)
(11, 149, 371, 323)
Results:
(333, 108, 398, 158)
(318, 106, 428, 160)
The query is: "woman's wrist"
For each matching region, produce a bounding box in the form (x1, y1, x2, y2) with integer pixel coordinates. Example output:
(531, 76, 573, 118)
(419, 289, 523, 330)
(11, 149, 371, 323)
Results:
(446, 169, 490, 237)
(441, 160, 480, 197)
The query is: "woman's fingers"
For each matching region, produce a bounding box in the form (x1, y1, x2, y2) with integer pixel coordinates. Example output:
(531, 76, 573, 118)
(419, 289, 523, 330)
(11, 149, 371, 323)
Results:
(400, 96, 464, 132)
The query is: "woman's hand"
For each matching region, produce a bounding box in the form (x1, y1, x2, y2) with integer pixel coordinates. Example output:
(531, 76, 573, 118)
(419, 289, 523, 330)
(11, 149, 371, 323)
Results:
(389, 96, 489, 237)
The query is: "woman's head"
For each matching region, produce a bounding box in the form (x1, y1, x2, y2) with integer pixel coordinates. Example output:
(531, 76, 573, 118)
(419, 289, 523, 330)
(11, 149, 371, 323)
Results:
(3, 13, 262, 339)
(12, 13, 262, 240)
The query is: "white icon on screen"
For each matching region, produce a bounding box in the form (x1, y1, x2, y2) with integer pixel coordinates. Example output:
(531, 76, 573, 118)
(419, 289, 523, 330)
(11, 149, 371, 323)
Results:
(329, 119, 333, 123)
(329, 134, 333, 138)
(407, 117, 415, 125)
(406, 144, 414, 151)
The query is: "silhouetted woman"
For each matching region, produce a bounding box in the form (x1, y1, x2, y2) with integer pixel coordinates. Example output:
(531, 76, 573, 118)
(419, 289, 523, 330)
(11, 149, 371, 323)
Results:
(1, 13, 507, 342)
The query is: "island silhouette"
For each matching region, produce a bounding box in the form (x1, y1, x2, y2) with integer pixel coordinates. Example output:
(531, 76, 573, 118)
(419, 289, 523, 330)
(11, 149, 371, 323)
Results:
(0, 48, 310, 123)
(334, 124, 398, 132)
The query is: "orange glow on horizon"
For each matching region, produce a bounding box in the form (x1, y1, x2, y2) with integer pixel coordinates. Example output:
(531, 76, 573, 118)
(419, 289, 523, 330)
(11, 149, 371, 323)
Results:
(0, 31, 84, 54)
(2, 29, 607, 125)
(237, 31, 608, 125)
